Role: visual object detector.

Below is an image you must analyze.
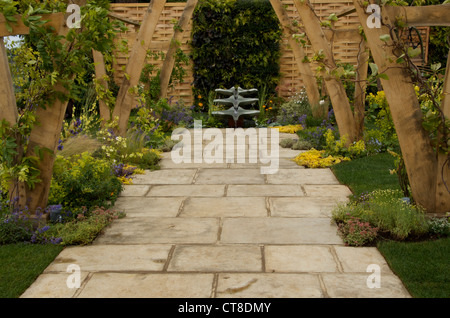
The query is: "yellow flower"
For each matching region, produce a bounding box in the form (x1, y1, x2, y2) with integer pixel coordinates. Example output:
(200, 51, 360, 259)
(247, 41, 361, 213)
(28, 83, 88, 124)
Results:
(198, 95, 202, 99)
(199, 103, 203, 107)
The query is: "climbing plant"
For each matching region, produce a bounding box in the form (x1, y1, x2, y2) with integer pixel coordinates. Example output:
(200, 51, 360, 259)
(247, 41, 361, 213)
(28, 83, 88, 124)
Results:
(191, 0, 282, 110)
(0, 0, 125, 211)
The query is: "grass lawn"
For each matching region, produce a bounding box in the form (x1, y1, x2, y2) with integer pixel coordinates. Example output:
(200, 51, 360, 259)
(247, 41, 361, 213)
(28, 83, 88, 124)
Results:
(0, 243, 63, 298)
(331, 152, 401, 198)
(331, 153, 450, 298)
(377, 237, 450, 298)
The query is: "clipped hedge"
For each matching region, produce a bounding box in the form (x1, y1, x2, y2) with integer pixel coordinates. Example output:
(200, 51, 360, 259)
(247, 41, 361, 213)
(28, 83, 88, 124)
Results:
(191, 0, 282, 108)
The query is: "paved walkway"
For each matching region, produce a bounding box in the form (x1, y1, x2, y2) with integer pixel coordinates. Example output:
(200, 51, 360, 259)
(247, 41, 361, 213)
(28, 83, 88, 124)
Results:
(21, 130, 411, 298)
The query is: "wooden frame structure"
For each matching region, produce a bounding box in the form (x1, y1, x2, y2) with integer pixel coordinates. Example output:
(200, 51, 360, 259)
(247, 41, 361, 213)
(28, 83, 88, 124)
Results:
(0, 0, 448, 215)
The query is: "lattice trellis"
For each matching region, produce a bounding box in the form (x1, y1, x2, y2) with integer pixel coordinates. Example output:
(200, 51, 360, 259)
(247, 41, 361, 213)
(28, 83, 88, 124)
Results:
(110, 1, 429, 104)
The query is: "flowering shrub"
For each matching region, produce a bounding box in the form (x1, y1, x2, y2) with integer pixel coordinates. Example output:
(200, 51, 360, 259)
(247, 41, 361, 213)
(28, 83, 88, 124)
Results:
(293, 148, 350, 168)
(95, 122, 161, 169)
(337, 216, 378, 246)
(0, 206, 62, 245)
(113, 163, 144, 185)
(276, 89, 311, 125)
(49, 153, 122, 210)
(323, 129, 367, 159)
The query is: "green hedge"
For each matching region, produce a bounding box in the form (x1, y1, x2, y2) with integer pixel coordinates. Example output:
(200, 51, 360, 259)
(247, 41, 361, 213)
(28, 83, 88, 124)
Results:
(191, 0, 282, 108)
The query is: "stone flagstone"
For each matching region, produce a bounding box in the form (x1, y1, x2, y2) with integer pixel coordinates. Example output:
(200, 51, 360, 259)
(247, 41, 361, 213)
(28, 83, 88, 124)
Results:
(21, 130, 410, 298)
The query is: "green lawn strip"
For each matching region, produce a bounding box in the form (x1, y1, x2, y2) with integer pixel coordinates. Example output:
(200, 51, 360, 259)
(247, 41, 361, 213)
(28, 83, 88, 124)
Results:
(377, 238, 450, 298)
(331, 152, 401, 197)
(0, 243, 63, 298)
(330, 152, 449, 298)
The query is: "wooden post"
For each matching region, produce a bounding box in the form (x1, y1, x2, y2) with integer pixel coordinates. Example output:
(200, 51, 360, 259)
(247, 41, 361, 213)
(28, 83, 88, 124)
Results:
(436, 50, 450, 214)
(92, 49, 111, 123)
(354, 38, 369, 138)
(292, 0, 358, 143)
(21, 84, 69, 212)
(269, 0, 321, 113)
(354, 0, 438, 212)
(159, 0, 197, 101)
(0, 37, 18, 124)
(112, 0, 166, 136)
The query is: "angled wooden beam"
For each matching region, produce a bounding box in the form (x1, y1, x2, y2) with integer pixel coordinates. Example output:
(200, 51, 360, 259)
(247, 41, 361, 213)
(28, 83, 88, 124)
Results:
(0, 37, 18, 124)
(292, 0, 358, 142)
(112, 0, 167, 136)
(354, 0, 438, 212)
(269, 0, 321, 110)
(436, 49, 450, 214)
(384, 4, 450, 27)
(159, 0, 197, 101)
(22, 83, 70, 212)
(353, 38, 369, 138)
(92, 49, 111, 123)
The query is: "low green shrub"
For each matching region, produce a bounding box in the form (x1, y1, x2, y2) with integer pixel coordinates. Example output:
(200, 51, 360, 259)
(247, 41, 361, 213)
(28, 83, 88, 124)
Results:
(44, 206, 125, 246)
(49, 153, 122, 210)
(332, 189, 430, 245)
(292, 139, 313, 150)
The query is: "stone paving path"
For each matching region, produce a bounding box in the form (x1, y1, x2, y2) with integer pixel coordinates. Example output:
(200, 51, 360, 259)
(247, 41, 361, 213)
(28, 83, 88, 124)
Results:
(21, 130, 411, 298)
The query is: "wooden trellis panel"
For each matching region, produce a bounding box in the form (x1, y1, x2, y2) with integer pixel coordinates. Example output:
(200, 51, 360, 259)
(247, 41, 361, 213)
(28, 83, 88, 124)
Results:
(111, 2, 194, 106)
(109, 1, 428, 104)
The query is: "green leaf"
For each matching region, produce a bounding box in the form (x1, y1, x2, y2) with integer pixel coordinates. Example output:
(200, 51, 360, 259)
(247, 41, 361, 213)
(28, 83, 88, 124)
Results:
(379, 34, 391, 42)
(378, 73, 389, 80)
(430, 63, 441, 72)
(369, 63, 378, 76)
(407, 47, 421, 58)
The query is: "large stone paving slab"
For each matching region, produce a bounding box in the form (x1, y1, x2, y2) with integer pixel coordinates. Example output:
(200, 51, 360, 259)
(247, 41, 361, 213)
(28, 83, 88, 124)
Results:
(21, 272, 90, 298)
(147, 185, 226, 197)
(320, 273, 411, 298)
(269, 197, 347, 218)
(265, 245, 338, 273)
(220, 218, 344, 244)
(215, 273, 324, 298)
(160, 159, 228, 169)
(112, 197, 185, 217)
(77, 273, 215, 298)
(194, 168, 265, 185)
(266, 168, 340, 185)
(94, 218, 219, 244)
(303, 184, 353, 198)
(119, 185, 150, 197)
(167, 245, 262, 272)
(180, 197, 267, 217)
(227, 185, 304, 197)
(44, 245, 172, 272)
(131, 169, 197, 184)
(333, 246, 392, 273)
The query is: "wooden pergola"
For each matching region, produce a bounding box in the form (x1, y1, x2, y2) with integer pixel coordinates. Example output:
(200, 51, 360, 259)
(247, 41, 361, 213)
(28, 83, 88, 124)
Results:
(0, 0, 449, 216)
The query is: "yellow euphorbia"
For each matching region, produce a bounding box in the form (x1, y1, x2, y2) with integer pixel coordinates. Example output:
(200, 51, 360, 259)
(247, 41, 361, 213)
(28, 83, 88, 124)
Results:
(293, 149, 350, 168)
(271, 124, 303, 134)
